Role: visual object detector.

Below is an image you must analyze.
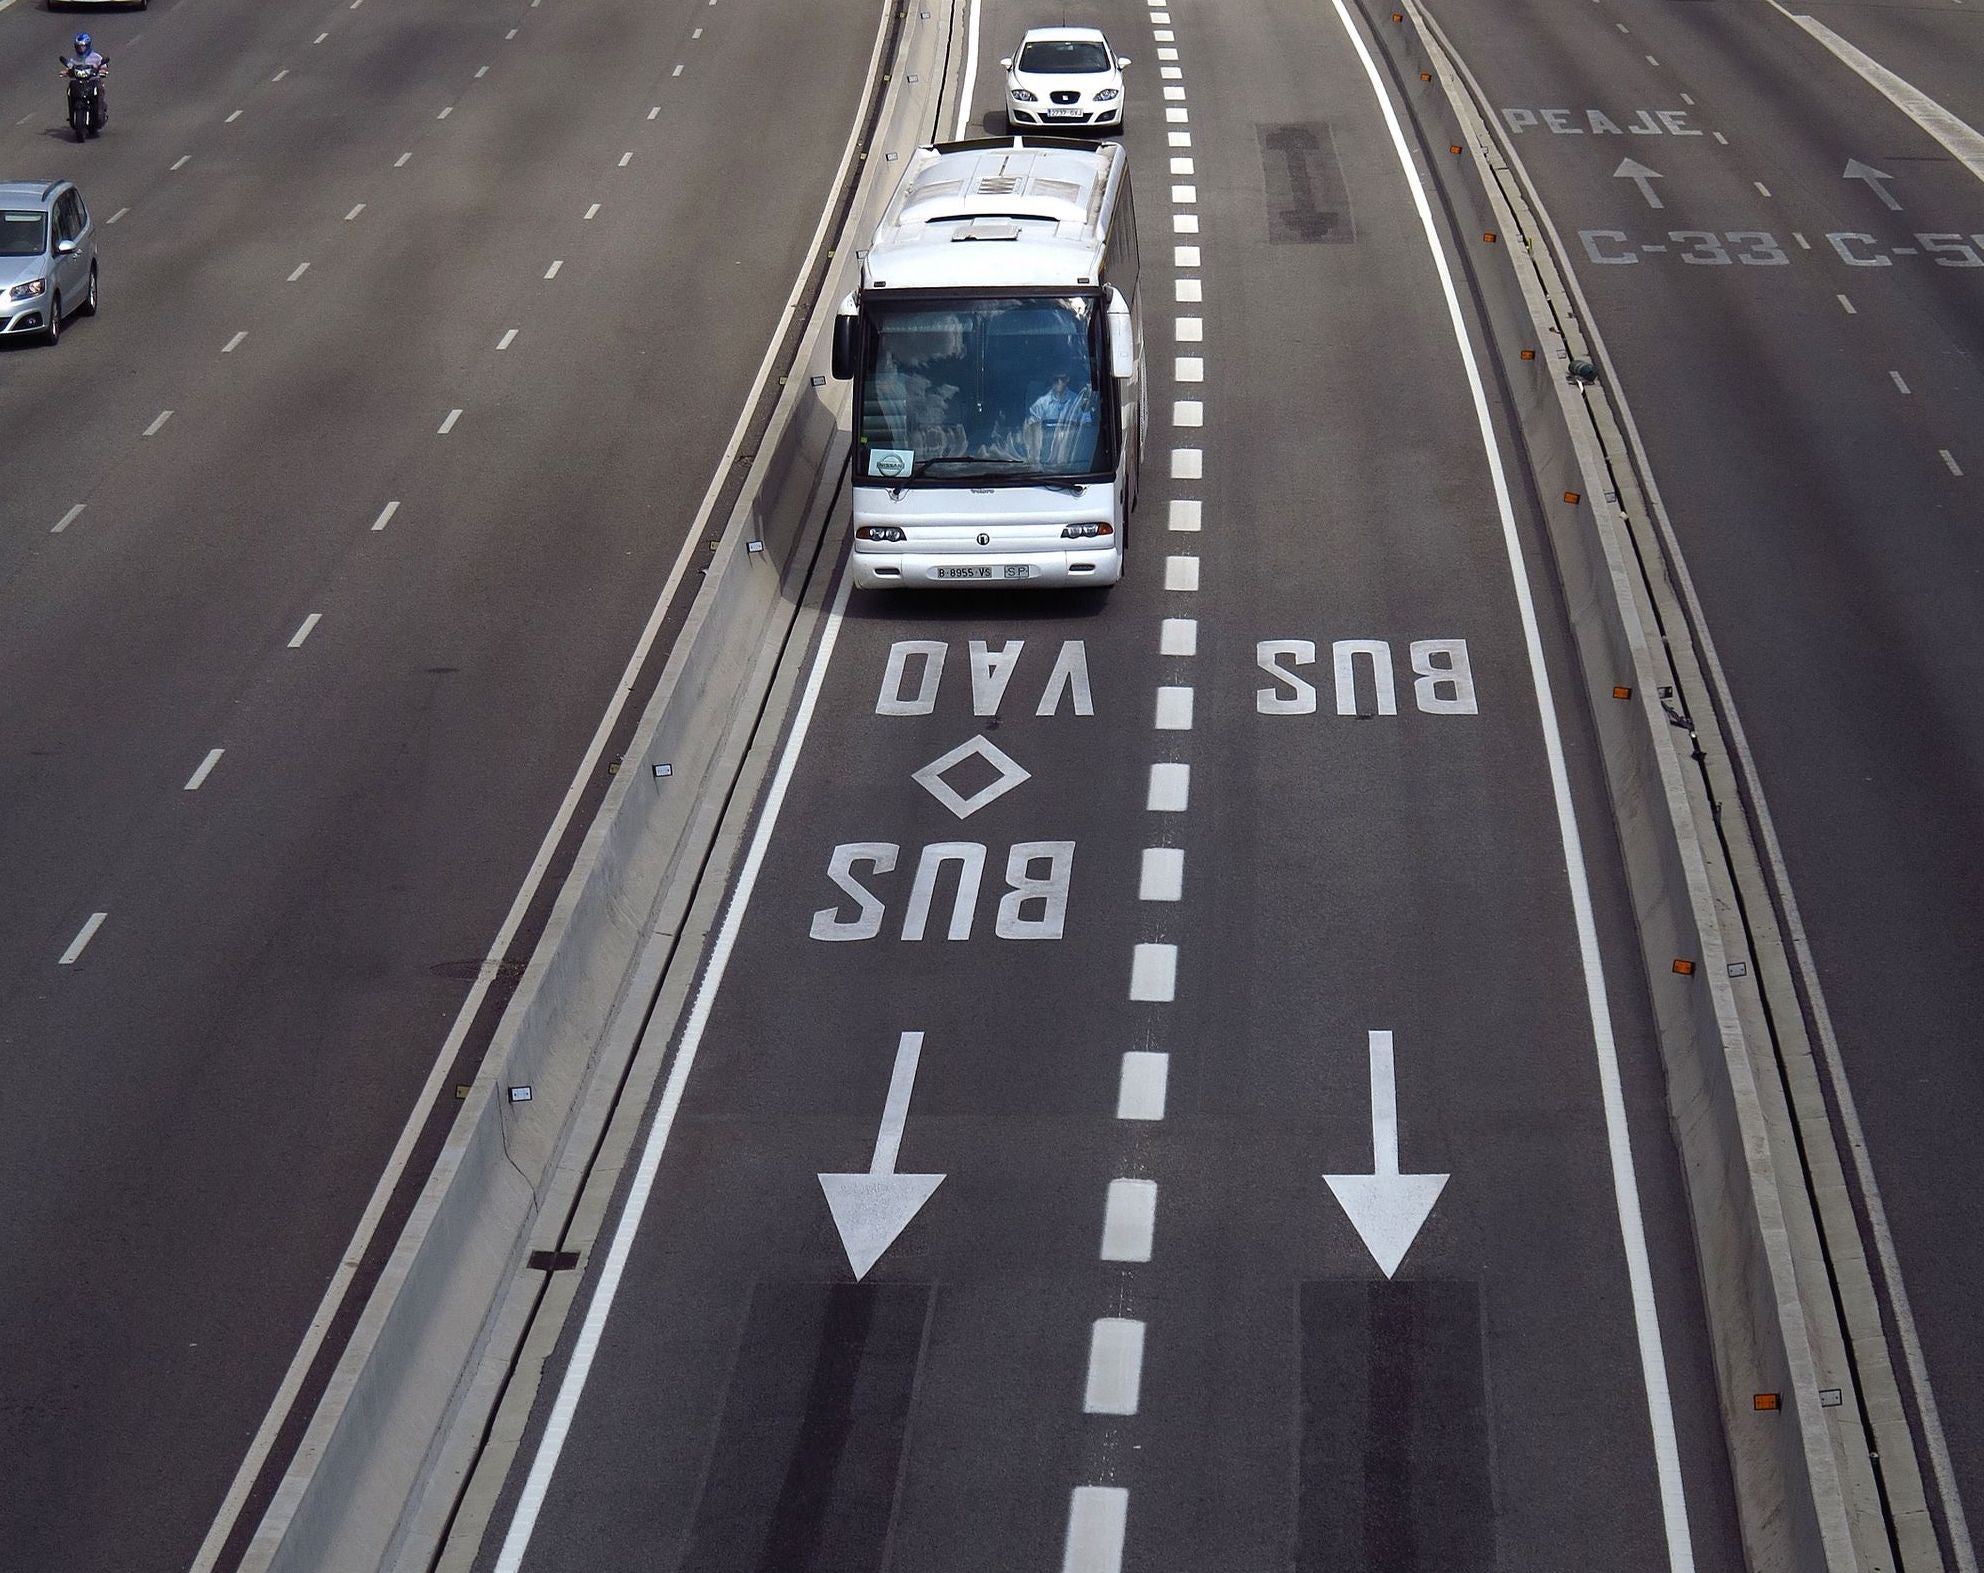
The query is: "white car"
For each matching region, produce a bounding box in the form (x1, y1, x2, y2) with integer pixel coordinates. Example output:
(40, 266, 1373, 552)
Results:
(1001, 28, 1128, 134)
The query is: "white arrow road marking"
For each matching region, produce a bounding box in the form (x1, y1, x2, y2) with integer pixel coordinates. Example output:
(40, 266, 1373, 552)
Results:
(1613, 157, 1665, 208)
(818, 1030, 945, 1280)
(1843, 158, 1902, 210)
(1325, 1030, 1448, 1278)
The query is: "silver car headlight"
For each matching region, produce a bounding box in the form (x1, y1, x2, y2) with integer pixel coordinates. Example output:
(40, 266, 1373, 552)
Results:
(1094, 88, 1119, 101)
(1009, 86, 1037, 101)
(8, 278, 47, 301)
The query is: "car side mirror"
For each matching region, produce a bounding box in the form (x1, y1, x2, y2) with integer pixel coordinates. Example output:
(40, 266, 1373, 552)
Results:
(54, 238, 77, 256)
(1105, 287, 1134, 381)
(999, 56, 1013, 69)
(831, 315, 862, 382)
(1117, 56, 1131, 68)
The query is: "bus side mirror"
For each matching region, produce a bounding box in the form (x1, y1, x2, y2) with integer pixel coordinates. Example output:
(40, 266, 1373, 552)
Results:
(1105, 288, 1135, 381)
(831, 315, 861, 381)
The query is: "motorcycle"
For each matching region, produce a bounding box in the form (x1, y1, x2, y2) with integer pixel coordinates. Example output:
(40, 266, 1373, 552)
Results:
(60, 58, 108, 142)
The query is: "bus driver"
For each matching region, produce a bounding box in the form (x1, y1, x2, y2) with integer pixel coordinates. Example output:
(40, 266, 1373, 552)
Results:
(1024, 370, 1097, 465)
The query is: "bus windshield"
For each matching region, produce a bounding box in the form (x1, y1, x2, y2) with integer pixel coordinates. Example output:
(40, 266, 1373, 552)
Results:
(857, 295, 1110, 484)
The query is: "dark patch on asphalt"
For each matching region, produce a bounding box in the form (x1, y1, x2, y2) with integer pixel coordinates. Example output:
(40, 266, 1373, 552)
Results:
(1258, 124, 1355, 243)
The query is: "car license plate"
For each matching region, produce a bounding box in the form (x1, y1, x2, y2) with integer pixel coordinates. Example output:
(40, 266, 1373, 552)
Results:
(1044, 109, 1084, 120)
(937, 565, 994, 580)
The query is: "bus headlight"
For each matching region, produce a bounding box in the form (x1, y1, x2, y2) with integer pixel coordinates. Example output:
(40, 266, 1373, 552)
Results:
(1061, 523, 1113, 540)
(856, 525, 907, 542)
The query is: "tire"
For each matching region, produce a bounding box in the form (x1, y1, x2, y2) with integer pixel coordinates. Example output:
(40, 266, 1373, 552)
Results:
(71, 108, 87, 142)
(45, 294, 61, 346)
(80, 264, 97, 317)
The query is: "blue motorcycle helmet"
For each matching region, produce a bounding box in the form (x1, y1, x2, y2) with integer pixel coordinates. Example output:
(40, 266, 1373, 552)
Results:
(74, 33, 92, 53)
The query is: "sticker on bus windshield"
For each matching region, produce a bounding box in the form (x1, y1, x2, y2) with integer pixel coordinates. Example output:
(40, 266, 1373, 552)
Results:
(869, 448, 915, 479)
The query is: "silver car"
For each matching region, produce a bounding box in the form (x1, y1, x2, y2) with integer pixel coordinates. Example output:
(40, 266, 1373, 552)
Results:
(0, 181, 98, 345)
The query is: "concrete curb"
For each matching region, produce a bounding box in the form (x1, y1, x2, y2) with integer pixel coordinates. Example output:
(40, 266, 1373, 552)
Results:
(235, 0, 952, 1564)
(1375, 4, 1901, 1569)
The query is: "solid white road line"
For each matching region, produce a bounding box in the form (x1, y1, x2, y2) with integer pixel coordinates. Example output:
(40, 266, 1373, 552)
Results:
(1117, 1052, 1170, 1118)
(58, 913, 107, 966)
(439, 409, 463, 434)
(1159, 617, 1196, 656)
(51, 504, 85, 534)
(287, 613, 322, 648)
(143, 410, 173, 437)
(954, 0, 983, 138)
(1331, 0, 1697, 1557)
(1139, 848, 1184, 901)
(1062, 1488, 1128, 1573)
(1129, 943, 1178, 1000)
(498, 328, 519, 349)
(288, 262, 310, 282)
(1101, 1178, 1158, 1259)
(1164, 555, 1200, 591)
(1167, 500, 1201, 531)
(1146, 762, 1190, 812)
(184, 749, 225, 791)
(223, 332, 246, 353)
(1170, 448, 1201, 478)
(370, 500, 400, 531)
(1083, 1319, 1146, 1415)
(1172, 400, 1203, 426)
(1154, 686, 1193, 730)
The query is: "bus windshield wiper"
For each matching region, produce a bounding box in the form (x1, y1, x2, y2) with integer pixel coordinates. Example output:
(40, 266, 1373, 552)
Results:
(920, 457, 1089, 494)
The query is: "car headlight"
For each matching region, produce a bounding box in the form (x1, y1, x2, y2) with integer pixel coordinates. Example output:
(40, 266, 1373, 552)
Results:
(1094, 88, 1119, 101)
(8, 278, 47, 301)
(1009, 87, 1037, 101)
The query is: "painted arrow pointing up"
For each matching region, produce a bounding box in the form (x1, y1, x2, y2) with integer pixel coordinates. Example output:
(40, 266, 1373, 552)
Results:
(1325, 1030, 1449, 1279)
(1613, 157, 1665, 209)
(819, 1031, 946, 1280)
(1843, 159, 1902, 211)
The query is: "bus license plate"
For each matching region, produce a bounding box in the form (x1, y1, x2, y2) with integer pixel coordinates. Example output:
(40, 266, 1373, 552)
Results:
(937, 566, 993, 579)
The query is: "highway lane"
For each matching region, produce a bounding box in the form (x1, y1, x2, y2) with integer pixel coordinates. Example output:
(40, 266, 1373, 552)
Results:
(463, 0, 1749, 1564)
(0, 0, 877, 1568)
(1414, 0, 1984, 1552)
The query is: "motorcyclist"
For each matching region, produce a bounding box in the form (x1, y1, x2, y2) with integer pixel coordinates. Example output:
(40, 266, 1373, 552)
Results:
(59, 34, 110, 129)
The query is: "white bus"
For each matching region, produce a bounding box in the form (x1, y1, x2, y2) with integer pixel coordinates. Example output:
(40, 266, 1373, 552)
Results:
(831, 136, 1144, 588)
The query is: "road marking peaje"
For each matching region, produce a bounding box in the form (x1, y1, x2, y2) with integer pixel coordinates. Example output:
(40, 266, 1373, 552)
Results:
(1159, 618, 1197, 656)
(143, 410, 173, 437)
(51, 504, 85, 534)
(185, 749, 225, 791)
(370, 500, 400, 531)
(1139, 849, 1184, 901)
(1101, 1178, 1158, 1258)
(223, 332, 246, 353)
(288, 613, 322, 648)
(1083, 1319, 1146, 1414)
(58, 913, 108, 966)
(1146, 763, 1190, 812)
(1061, 1488, 1128, 1573)
(1164, 555, 1200, 591)
(438, 408, 464, 434)
(1117, 1052, 1170, 1117)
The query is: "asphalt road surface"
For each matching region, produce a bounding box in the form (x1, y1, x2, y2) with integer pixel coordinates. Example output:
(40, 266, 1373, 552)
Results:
(0, 0, 873, 1568)
(460, 0, 1754, 1565)
(1420, 0, 1984, 1544)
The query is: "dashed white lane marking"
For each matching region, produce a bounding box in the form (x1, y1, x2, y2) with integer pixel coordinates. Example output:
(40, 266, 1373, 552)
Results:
(1167, 500, 1201, 531)
(370, 500, 400, 531)
(288, 613, 322, 648)
(1160, 65, 1183, 79)
(545, 259, 564, 279)
(1943, 450, 1966, 476)
(1647, 53, 1661, 66)
(1160, 617, 1197, 655)
(648, 106, 661, 119)
(618, 151, 634, 167)
(1711, 130, 1727, 144)
(273, 69, 289, 81)
(1146, 762, 1190, 813)
(1154, 28, 1174, 40)
(58, 913, 108, 967)
(1163, 85, 1187, 101)
(171, 155, 192, 171)
(1157, 45, 1179, 58)
(1891, 371, 1911, 393)
(584, 202, 601, 220)
(1170, 183, 1197, 204)
(476, 65, 490, 78)
(51, 504, 85, 534)
(1616, 20, 1630, 31)
(1152, 8, 1172, 18)
(223, 331, 247, 353)
(344, 203, 365, 221)
(1175, 278, 1202, 302)
(1101, 1178, 1159, 1259)
(1172, 400, 1203, 426)
(1174, 244, 1200, 266)
(672, 63, 685, 76)
(438, 408, 464, 434)
(107, 207, 128, 224)
(1083, 1319, 1147, 1415)
(1838, 294, 1857, 314)
(395, 152, 412, 167)
(438, 105, 455, 119)
(1753, 181, 1771, 197)
(1117, 1052, 1170, 1118)
(1681, 91, 1695, 104)
(1154, 686, 1193, 730)
(1168, 130, 1191, 147)
(1061, 1488, 1128, 1573)
(184, 748, 225, 791)
(1177, 317, 1203, 342)
(1170, 448, 1201, 478)
(1164, 555, 1200, 591)
(1169, 156, 1194, 174)
(506, 27, 519, 38)
(143, 410, 173, 437)
(288, 262, 310, 282)
(1794, 232, 1811, 249)
(1166, 107, 1189, 124)
(693, 25, 703, 36)
(1139, 848, 1184, 901)
(1130, 944, 1178, 1001)
(226, 110, 243, 123)
(498, 328, 519, 349)
(314, 31, 329, 43)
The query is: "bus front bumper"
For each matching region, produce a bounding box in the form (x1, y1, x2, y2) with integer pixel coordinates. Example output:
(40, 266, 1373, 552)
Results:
(852, 544, 1123, 589)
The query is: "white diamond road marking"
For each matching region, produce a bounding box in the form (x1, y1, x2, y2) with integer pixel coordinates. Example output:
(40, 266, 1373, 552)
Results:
(911, 735, 1032, 819)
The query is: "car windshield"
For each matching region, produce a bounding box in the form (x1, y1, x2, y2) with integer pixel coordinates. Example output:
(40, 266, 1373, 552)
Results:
(0, 212, 47, 258)
(1017, 40, 1112, 73)
(858, 296, 1109, 484)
